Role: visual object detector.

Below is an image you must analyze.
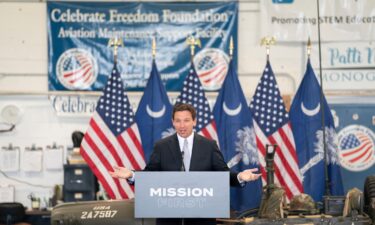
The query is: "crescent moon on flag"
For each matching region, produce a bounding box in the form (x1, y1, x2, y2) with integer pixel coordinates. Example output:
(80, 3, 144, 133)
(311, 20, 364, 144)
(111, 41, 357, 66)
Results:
(301, 102, 320, 117)
(146, 104, 166, 118)
(223, 102, 242, 116)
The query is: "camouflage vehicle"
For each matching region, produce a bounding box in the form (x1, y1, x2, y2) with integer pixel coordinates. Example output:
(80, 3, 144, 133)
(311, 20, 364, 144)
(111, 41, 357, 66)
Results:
(228, 144, 373, 225)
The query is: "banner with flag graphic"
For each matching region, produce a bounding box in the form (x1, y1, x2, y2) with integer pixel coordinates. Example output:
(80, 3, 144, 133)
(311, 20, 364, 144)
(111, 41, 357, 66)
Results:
(213, 60, 262, 212)
(176, 63, 219, 143)
(289, 59, 344, 201)
(47, 2, 238, 91)
(80, 64, 146, 199)
(135, 60, 173, 162)
(249, 61, 303, 201)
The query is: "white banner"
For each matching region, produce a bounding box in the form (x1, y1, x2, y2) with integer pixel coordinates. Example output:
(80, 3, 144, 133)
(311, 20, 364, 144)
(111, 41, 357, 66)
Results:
(310, 42, 375, 91)
(261, 0, 375, 42)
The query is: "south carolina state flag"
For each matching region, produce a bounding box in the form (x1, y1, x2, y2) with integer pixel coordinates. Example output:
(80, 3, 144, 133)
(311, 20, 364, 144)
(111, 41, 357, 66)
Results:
(135, 60, 173, 162)
(213, 60, 262, 212)
(289, 59, 344, 201)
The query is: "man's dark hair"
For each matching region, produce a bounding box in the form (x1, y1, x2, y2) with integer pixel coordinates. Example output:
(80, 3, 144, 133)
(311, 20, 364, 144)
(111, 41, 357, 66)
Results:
(72, 131, 84, 148)
(172, 103, 196, 120)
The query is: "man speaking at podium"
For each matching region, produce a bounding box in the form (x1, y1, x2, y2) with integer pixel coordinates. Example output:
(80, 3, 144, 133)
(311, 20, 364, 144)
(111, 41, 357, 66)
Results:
(110, 103, 261, 225)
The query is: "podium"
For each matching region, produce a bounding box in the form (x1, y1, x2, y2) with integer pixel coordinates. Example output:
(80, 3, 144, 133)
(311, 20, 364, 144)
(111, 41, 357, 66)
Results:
(50, 172, 229, 224)
(135, 172, 230, 218)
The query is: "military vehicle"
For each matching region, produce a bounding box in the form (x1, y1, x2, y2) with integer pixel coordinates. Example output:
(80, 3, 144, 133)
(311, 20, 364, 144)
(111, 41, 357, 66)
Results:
(50, 145, 373, 225)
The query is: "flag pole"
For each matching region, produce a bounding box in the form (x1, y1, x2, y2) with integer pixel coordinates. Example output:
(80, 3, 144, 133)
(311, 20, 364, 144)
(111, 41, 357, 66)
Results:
(307, 37, 311, 59)
(315, 0, 330, 196)
(108, 37, 124, 64)
(186, 35, 201, 62)
(182, 36, 200, 225)
(229, 36, 234, 60)
(152, 37, 156, 60)
(260, 37, 276, 61)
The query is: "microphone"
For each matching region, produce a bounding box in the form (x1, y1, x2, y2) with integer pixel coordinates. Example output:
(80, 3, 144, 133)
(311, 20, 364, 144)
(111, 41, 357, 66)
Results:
(181, 151, 185, 171)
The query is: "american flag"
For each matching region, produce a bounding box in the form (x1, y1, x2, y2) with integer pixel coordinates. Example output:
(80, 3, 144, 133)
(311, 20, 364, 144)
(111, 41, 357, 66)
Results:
(340, 132, 373, 164)
(176, 63, 219, 142)
(80, 64, 145, 199)
(249, 61, 303, 200)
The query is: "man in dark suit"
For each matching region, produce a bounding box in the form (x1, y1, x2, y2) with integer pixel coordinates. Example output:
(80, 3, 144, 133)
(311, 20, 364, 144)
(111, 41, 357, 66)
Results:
(110, 103, 261, 225)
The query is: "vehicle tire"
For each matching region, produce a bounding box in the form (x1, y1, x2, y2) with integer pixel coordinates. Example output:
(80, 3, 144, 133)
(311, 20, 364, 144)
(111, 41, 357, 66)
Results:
(236, 208, 259, 218)
(364, 175, 375, 224)
(234, 208, 259, 225)
(365, 176, 375, 203)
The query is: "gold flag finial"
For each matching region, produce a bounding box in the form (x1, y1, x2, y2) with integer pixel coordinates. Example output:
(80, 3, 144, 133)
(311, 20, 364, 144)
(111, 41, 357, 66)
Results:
(108, 37, 124, 64)
(260, 37, 276, 60)
(229, 36, 234, 59)
(152, 37, 156, 59)
(307, 37, 312, 58)
(186, 36, 201, 61)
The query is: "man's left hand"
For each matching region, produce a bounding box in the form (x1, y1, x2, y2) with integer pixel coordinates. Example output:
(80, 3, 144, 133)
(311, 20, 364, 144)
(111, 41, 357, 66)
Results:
(238, 168, 262, 182)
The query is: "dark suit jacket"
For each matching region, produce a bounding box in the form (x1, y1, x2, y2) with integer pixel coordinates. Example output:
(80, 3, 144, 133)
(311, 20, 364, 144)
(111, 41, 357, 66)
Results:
(145, 133, 240, 185)
(143, 133, 240, 225)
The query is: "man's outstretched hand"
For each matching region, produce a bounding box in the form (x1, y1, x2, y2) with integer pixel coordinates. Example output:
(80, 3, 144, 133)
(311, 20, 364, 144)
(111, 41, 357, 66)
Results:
(109, 166, 133, 179)
(110, 166, 261, 182)
(238, 168, 262, 182)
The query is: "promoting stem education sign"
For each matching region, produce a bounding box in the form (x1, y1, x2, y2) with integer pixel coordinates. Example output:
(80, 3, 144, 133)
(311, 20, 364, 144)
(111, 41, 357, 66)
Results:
(261, 0, 375, 42)
(47, 2, 238, 91)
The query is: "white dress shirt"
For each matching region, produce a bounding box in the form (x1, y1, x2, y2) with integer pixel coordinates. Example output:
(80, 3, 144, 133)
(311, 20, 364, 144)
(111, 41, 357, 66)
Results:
(177, 132, 194, 153)
(177, 132, 194, 171)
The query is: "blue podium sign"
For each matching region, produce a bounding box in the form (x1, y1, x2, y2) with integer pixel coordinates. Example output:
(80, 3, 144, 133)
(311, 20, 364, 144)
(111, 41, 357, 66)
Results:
(135, 172, 229, 218)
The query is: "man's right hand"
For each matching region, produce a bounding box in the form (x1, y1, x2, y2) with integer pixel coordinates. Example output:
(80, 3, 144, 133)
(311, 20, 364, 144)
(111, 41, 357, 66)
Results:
(109, 165, 133, 179)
